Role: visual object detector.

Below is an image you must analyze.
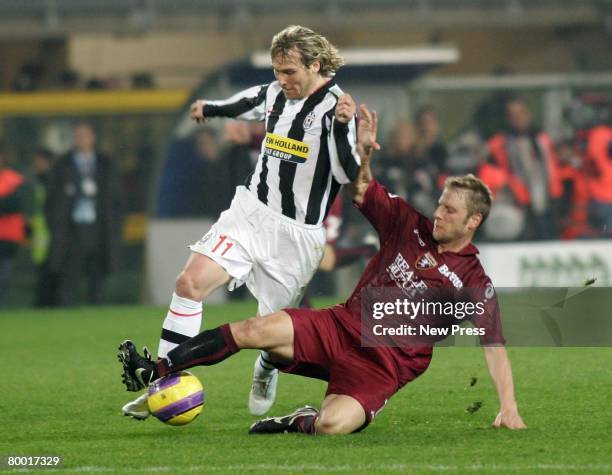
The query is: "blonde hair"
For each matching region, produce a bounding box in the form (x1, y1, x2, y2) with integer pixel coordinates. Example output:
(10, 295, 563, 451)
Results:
(270, 25, 345, 77)
(444, 174, 493, 226)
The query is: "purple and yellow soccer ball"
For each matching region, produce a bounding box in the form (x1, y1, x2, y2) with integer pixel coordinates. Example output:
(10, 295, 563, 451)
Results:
(147, 371, 205, 426)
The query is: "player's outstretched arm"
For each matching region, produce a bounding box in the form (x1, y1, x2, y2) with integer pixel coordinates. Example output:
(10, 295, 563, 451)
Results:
(347, 104, 380, 204)
(189, 85, 268, 124)
(483, 346, 527, 430)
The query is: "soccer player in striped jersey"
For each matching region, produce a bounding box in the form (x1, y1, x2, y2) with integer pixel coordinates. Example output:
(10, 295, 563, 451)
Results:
(121, 25, 361, 420)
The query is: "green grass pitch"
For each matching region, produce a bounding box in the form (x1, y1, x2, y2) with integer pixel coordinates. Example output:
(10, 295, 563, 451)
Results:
(1, 299, 610, 474)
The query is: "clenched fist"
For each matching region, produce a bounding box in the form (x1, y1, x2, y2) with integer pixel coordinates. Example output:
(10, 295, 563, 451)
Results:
(335, 94, 356, 123)
(190, 100, 207, 123)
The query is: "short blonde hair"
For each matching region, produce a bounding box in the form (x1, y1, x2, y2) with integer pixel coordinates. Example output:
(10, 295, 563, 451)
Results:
(444, 174, 493, 226)
(270, 25, 345, 77)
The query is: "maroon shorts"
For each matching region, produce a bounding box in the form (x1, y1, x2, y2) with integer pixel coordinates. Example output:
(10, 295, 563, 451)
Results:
(282, 307, 417, 426)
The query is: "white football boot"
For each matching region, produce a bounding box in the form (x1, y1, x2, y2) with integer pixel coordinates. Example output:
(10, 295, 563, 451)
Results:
(248, 355, 279, 416)
(121, 392, 151, 420)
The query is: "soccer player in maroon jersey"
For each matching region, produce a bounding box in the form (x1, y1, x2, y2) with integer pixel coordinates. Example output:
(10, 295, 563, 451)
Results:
(119, 105, 526, 434)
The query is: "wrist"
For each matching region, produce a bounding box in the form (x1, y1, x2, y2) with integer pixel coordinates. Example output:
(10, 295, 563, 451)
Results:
(500, 401, 518, 412)
(357, 144, 373, 156)
(335, 118, 350, 128)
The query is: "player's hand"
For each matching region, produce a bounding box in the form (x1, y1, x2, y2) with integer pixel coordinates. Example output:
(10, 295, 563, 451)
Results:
(190, 100, 207, 123)
(492, 408, 527, 430)
(335, 94, 356, 123)
(357, 104, 381, 155)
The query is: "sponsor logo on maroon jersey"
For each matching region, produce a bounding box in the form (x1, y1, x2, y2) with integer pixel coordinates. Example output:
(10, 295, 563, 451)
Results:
(415, 252, 438, 270)
(438, 263, 464, 289)
(387, 253, 428, 295)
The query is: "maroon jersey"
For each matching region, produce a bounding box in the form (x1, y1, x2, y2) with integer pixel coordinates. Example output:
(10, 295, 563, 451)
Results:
(329, 180, 504, 385)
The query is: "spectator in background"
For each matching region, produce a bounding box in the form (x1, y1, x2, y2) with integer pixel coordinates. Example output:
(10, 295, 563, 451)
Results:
(556, 140, 590, 239)
(581, 123, 612, 236)
(157, 134, 203, 217)
(12, 62, 44, 91)
(0, 144, 27, 306)
(58, 69, 80, 90)
(157, 128, 226, 217)
(30, 148, 58, 307)
(411, 106, 449, 217)
(372, 120, 416, 199)
(471, 66, 514, 140)
(446, 130, 487, 177)
(122, 143, 153, 214)
(414, 105, 448, 173)
(193, 127, 238, 219)
(46, 122, 122, 306)
(480, 95, 562, 240)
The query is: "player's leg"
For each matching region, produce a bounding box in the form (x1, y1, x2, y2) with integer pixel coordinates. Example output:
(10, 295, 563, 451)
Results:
(249, 296, 294, 416)
(118, 311, 295, 390)
(157, 252, 230, 358)
(121, 252, 230, 419)
(247, 394, 365, 436)
(248, 222, 326, 415)
(249, 324, 397, 436)
(315, 394, 366, 434)
(123, 190, 255, 419)
(158, 194, 255, 361)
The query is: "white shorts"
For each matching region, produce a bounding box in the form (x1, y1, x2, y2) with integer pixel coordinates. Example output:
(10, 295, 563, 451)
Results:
(190, 186, 326, 315)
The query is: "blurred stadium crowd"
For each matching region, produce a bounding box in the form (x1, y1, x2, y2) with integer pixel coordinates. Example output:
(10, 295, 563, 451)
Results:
(1, 89, 610, 307)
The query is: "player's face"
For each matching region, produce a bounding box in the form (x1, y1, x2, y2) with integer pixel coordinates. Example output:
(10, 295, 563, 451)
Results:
(433, 188, 474, 244)
(272, 49, 321, 100)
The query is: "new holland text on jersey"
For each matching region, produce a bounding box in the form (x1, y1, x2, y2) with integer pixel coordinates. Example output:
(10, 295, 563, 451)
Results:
(264, 133, 309, 164)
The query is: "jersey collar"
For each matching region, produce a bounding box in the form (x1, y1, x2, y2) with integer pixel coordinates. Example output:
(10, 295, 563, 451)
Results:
(435, 241, 479, 257)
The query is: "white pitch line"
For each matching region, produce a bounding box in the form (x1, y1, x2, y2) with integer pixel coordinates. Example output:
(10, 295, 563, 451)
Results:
(8, 463, 612, 473)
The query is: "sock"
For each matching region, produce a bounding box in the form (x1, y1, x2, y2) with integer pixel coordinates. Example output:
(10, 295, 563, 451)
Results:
(158, 292, 203, 358)
(290, 413, 319, 435)
(254, 351, 277, 378)
(157, 324, 239, 377)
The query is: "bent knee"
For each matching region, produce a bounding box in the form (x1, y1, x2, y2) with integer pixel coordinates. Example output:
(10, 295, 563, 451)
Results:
(315, 413, 359, 435)
(175, 270, 206, 300)
(175, 256, 230, 301)
(232, 317, 267, 348)
(231, 312, 290, 350)
(176, 271, 198, 300)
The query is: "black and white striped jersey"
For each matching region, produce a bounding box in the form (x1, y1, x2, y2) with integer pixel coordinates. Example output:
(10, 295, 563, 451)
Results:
(202, 79, 360, 226)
